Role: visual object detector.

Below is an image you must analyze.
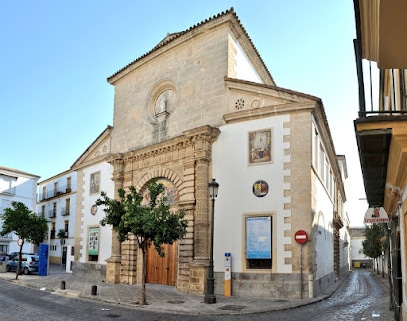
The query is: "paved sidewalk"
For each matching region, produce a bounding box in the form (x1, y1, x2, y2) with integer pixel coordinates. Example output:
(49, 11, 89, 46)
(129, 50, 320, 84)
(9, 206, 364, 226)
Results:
(359, 271, 395, 321)
(0, 265, 394, 317)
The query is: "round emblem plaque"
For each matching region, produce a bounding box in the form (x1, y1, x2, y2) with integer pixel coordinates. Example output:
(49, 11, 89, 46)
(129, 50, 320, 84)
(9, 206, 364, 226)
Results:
(252, 180, 269, 197)
(91, 205, 98, 215)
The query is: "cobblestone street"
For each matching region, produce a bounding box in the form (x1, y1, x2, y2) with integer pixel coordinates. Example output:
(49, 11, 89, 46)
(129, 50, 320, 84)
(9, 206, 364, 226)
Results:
(0, 268, 395, 321)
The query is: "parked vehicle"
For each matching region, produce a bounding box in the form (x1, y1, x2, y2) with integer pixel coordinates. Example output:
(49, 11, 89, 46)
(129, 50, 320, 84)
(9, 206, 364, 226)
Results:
(8, 252, 35, 260)
(6, 255, 39, 275)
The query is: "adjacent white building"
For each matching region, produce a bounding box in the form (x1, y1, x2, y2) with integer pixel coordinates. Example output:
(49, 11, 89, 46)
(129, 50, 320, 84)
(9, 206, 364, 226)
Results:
(349, 227, 371, 268)
(0, 166, 40, 256)
(36, 170, 76, 271)
(70, 126, 114, 277)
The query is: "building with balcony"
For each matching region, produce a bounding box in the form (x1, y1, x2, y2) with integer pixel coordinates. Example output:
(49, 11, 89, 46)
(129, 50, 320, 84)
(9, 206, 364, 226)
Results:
(76, 8, 350, 299)
(36, 170, 76, 270)
(353, 0, 407, 319)
(0, 166, 39, 256)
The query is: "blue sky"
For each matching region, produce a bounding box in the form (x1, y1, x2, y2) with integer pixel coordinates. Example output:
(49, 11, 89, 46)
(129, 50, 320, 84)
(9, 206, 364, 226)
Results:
(0, 1, 367, 225)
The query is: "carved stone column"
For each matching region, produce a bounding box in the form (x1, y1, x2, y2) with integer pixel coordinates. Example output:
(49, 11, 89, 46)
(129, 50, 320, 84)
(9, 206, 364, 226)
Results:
(176, 200, 196, 292)
(184, 126, 220, 294)
(106, 155, 124, 284)
(193, 158, 210, 261)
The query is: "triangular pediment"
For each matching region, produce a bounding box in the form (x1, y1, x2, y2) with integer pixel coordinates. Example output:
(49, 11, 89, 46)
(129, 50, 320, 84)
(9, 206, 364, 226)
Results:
(224, 78, 320, 123)
(71, 126, 113, 170)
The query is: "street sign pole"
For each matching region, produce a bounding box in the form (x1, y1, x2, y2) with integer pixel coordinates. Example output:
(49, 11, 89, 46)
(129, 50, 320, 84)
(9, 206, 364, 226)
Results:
(294, 230, 308, 299)
(300, 243, 303, 299)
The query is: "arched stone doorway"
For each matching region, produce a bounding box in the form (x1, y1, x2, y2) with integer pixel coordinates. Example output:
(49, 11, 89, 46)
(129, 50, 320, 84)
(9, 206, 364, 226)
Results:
(107, 125, 221, 294)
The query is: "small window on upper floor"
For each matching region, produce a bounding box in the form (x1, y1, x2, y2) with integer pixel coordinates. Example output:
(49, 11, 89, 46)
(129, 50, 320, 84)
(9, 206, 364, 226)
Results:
(0, 175, 17, 195)
(66, 177, 72, 193)
(42, 186, 46, 201)
(54, 182, 58, 196)
(324, 157, 329, 188)
(319, 144, 325, 181)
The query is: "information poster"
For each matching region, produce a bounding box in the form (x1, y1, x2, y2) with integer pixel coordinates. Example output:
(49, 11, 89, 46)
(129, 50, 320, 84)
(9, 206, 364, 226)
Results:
(246, 217, 272, 259)
(88, 227, 99, 256)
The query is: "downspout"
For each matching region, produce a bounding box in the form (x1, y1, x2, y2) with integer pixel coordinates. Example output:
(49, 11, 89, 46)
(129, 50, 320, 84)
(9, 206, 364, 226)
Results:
(353, 0, 366, 117)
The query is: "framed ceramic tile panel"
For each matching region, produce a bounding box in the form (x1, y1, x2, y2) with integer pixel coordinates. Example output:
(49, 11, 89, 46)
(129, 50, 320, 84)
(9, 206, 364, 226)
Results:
(90, 171, 101, 194)
(248, 129, 273, 165)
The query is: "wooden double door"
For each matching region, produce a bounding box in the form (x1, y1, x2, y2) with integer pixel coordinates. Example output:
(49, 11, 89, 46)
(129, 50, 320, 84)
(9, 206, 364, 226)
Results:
(146, 242, 177, 286)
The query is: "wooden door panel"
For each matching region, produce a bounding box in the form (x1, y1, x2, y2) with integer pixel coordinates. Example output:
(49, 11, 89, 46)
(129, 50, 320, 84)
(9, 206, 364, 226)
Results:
(146, 243, 177, 285)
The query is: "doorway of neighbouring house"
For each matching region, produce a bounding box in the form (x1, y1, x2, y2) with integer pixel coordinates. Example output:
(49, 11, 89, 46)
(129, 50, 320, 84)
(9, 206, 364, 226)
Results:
(62, 246, 67, 265)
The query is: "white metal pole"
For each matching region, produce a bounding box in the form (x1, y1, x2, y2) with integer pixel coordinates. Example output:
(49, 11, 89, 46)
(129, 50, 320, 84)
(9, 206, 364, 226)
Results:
(47, 222, 51, 276)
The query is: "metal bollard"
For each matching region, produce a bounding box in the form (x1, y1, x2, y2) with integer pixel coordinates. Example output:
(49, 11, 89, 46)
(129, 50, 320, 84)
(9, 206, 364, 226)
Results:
(91, 285, 97, 296)
(61, 281, 66, 290)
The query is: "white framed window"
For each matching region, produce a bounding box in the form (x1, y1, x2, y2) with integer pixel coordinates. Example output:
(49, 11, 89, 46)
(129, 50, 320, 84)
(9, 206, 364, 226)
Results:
(319, 144, 325, 181)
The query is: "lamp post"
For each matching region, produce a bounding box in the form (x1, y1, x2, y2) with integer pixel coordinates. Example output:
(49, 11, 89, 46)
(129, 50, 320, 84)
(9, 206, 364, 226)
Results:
(204, 178, 219, 304)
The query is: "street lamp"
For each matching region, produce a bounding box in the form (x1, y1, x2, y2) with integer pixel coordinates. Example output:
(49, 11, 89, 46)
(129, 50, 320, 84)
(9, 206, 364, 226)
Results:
(204, 178, 219, 304)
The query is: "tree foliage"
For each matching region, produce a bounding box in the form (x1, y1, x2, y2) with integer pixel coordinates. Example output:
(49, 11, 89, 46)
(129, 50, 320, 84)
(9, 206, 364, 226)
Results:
(96, 180, 188, 304)
(361, 223, 387, 259)
(0, 201, 48, 279)
(57, 229, 66, 240)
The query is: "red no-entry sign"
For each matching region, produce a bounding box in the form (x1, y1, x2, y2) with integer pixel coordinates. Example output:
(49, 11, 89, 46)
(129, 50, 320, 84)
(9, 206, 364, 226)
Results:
(294, 230, 308, 245)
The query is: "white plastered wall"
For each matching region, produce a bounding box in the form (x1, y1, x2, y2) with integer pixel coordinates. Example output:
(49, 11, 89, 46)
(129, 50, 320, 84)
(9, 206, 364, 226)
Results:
(79, 162, 113, 264)
(230, 34, 263, 83)
(313, 178, 335, 278)
(212, 114, 291, 274)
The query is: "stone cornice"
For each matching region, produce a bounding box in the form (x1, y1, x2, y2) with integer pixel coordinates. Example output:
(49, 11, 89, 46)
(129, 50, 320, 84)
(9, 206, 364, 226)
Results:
(109, 125, 220, 163)
(224, 102, 316, 124)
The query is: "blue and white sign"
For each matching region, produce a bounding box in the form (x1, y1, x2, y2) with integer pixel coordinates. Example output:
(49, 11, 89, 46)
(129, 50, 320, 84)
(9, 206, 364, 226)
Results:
(246, 217, 272, 259)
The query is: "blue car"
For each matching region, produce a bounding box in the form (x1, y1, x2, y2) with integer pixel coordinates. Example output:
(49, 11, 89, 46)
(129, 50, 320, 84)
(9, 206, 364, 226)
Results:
(6, 255, 39, 275)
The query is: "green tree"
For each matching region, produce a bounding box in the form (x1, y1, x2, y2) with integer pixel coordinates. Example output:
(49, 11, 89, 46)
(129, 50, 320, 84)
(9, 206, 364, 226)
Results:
(96, 180, 188, 305)
(0, 201, 48, 279)
(361, 223, 387, 270)
(57, 229, 66, 241)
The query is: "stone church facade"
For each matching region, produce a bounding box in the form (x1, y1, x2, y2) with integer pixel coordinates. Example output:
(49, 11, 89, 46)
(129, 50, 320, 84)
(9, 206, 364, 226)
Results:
(72, 8, 349, 298)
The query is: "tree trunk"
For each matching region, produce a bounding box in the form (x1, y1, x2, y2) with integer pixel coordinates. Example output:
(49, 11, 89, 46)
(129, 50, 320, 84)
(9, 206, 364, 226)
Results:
(141, 246, 147, 305)
(16, 242, 23, 280)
